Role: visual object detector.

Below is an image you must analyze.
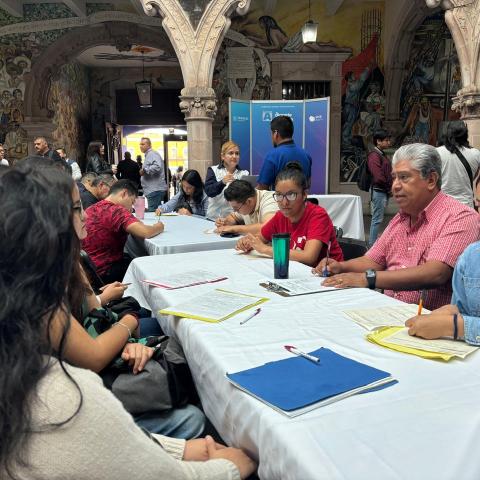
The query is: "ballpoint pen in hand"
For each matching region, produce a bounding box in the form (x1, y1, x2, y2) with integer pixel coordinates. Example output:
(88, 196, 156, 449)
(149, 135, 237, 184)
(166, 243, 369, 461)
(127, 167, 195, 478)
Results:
(417, 290, 425, 316)
(322, 241, 332, 277)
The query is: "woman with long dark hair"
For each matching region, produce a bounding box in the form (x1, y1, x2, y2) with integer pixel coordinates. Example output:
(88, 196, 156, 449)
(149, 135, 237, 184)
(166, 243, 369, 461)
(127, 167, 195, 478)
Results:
(437, 120, 480, 207)
(85, 140, 113, 175)
(156, 169, 209, 216)
(0, 165, 255, 479)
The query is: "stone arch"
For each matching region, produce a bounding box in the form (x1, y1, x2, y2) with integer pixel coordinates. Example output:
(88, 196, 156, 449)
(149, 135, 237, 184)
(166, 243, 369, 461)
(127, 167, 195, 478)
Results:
(142, 0, 252, 176)
(23, 20, 175, 121)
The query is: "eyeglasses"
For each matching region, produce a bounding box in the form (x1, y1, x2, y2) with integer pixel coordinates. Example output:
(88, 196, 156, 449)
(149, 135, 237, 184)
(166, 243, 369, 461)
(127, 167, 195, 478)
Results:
(273, 191, 298, 202)
(231, 200, 246, 212)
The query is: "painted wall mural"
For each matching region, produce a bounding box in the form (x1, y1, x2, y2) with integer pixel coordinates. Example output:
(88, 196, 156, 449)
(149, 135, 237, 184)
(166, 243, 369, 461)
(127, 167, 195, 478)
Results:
(50, 63, 91, 166)
(398, 12, 460, 147)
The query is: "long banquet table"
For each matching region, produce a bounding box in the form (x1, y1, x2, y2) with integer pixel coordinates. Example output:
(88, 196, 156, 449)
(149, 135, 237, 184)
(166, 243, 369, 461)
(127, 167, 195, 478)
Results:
(124, 249, 480, 480)
(125, 213, 238, 257)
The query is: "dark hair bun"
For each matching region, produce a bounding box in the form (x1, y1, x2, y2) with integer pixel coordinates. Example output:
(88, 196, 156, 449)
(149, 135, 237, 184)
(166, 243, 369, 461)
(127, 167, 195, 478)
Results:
(284, 161, 303, 172)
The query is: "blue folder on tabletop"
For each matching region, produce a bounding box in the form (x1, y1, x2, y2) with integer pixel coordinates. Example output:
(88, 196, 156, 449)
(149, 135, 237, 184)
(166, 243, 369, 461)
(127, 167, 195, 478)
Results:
(226, 348, 395, 417)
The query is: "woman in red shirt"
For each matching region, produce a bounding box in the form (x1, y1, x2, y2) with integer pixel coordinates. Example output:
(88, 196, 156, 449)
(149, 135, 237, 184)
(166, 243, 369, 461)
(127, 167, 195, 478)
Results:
(236, 162, 343, 267)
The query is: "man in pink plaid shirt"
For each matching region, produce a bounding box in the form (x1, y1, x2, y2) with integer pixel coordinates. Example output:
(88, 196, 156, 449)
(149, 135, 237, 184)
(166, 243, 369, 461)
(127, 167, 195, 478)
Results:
(316, 143, 480, 310)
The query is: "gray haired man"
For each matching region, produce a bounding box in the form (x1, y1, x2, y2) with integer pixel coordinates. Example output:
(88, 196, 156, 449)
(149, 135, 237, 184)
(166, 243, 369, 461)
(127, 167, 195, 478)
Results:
(139, 137, 168, 211)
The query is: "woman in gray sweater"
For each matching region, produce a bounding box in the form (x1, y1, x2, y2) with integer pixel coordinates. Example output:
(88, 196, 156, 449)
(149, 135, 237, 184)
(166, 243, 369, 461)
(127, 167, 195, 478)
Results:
(0, 167, 256, 479)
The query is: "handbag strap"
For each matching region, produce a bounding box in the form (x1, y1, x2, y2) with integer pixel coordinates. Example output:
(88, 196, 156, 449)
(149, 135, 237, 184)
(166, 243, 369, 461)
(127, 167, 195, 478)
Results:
(453, 146, 474, 186)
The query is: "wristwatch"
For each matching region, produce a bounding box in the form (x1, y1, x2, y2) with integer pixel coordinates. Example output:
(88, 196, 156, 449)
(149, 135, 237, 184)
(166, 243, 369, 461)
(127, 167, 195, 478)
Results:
(365, 269, 376, 290)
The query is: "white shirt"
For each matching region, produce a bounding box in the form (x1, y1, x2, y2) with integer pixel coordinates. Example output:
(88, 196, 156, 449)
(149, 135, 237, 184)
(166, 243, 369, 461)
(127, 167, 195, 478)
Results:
(438, 145, 480, 207)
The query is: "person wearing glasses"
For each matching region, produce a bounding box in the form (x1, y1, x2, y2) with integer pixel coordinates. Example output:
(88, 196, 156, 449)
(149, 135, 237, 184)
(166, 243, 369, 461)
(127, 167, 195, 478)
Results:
(215, 179, 278, 235)
(315, 143, 480, 310)
(235, 162, 342, 267)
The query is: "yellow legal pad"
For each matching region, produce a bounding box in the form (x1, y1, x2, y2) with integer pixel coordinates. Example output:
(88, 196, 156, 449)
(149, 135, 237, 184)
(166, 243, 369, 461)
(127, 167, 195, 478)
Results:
(159, 288, 269, 323)
(366, 326, 479, 361)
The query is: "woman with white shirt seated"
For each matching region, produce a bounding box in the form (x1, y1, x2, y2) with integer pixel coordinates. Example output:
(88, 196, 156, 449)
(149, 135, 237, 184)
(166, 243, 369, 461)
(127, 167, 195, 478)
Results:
(0, 167, 256, 479)
(205, 141, 249, 220)
(406, 241, 480, 344)
(156, 169, 209, 217)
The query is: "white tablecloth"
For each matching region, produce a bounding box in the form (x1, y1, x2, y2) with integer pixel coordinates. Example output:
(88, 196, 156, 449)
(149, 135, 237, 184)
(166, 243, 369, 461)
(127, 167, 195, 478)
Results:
(309, 194, 365, 241)
(124, 250, 480, 480)
(126, 213, 237, 256)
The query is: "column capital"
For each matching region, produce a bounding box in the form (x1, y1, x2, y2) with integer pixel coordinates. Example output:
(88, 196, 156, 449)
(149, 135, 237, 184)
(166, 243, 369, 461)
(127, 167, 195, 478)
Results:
(452, 92, 480, 119)
(179, 87, 217, 121)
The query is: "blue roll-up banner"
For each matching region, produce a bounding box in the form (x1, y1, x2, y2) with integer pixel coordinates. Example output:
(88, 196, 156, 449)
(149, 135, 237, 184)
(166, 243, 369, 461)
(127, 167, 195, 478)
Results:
(304, 98, 329, 194)
(251, 101, 304, 175)
(229, 97, 329, 193)
(229, 99, 251, 172)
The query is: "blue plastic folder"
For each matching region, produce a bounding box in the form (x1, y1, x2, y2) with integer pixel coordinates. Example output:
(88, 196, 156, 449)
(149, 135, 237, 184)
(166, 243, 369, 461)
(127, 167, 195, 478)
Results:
(226, 348, 395, 417)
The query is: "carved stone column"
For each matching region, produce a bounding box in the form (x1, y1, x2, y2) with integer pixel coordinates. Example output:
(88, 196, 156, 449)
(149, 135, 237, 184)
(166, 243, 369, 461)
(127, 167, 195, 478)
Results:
(426, 0, 480, 146)
(142, 0, 251, 174)
(179, 87, 217, 177)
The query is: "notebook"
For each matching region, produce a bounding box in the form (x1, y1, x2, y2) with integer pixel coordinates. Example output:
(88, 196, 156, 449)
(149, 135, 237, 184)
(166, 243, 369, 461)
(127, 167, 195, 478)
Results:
(227, 347, 395, 417)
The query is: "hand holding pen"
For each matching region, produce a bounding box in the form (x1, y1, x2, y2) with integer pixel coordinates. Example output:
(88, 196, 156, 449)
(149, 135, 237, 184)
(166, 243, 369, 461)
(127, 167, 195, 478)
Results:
(417, 290, 425, 316)
(322, 241, 332, 277)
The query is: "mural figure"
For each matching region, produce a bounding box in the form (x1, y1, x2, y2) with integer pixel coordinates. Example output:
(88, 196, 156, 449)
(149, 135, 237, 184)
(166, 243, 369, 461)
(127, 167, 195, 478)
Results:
(399, 13, 460, 147)
(256, 16, 333, 53)
(342, 66, 373, 146)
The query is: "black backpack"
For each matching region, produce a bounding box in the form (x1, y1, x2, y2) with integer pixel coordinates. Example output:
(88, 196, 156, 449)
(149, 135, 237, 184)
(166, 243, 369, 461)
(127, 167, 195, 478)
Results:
(356, 156, 372, 192)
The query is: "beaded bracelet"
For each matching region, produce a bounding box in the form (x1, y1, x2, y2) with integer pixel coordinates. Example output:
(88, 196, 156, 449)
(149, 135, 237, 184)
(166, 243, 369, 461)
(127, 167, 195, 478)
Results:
(453, 313, 458, 341)
(114, 321, 132, 338)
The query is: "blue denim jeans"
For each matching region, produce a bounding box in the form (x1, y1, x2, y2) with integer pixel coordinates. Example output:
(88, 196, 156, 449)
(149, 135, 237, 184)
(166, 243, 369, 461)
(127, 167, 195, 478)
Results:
(133, 404, 205, 439)
(146, 190, 167, 212)
(369, 189, 388, 247)
(139, 316, 163, 337)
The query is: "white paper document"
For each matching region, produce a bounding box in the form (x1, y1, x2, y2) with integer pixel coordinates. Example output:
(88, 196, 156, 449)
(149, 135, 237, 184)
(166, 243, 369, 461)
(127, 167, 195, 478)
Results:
(159, 289, 268, 322)
(265, 277, 340, 296)
(343, 304, 430, 331)
(143, 269, 227, 289)
(383, 328, 478, 358)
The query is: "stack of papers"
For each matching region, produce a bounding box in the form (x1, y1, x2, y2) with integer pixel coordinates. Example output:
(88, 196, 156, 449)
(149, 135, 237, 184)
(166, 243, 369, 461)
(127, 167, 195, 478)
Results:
(367, 327, 478, 361)
(343, 304, 429, 331)
(227, 347, 395, 417)
(159, 288, 268, 323)
(343, 305, 478, 361)
(143, 270, 227, 289)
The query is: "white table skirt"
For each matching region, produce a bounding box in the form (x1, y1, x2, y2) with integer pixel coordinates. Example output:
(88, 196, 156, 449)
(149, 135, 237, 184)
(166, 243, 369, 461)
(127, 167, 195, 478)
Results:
(125, 213, 237, 256)
(124, 249, 480, 480)
(309, 194, 365, 241)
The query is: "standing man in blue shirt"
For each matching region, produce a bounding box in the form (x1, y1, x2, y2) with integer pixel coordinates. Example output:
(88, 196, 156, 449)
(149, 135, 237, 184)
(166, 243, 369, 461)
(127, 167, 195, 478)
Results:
(257, 115, 312, 190)
(139, 137, 168, 211)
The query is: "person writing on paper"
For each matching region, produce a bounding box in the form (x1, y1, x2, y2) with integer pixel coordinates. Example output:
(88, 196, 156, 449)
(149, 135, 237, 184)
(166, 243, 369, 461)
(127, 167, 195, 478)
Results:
(82, 179, 165, 283)
(315, 143, 480, 310)
(235, 162, 343, 267)
(156, 169, 209, 217)
(215, 179, 278, 235)
(405, 241, 480, 344)
(205, 141, 249, 220)
(0, 168, 257, 480)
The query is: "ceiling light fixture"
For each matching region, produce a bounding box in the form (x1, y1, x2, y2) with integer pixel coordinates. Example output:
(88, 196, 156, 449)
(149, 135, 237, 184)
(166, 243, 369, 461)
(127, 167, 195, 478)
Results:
(302, 0, 318, 44)
(135, 47, 152, 108)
